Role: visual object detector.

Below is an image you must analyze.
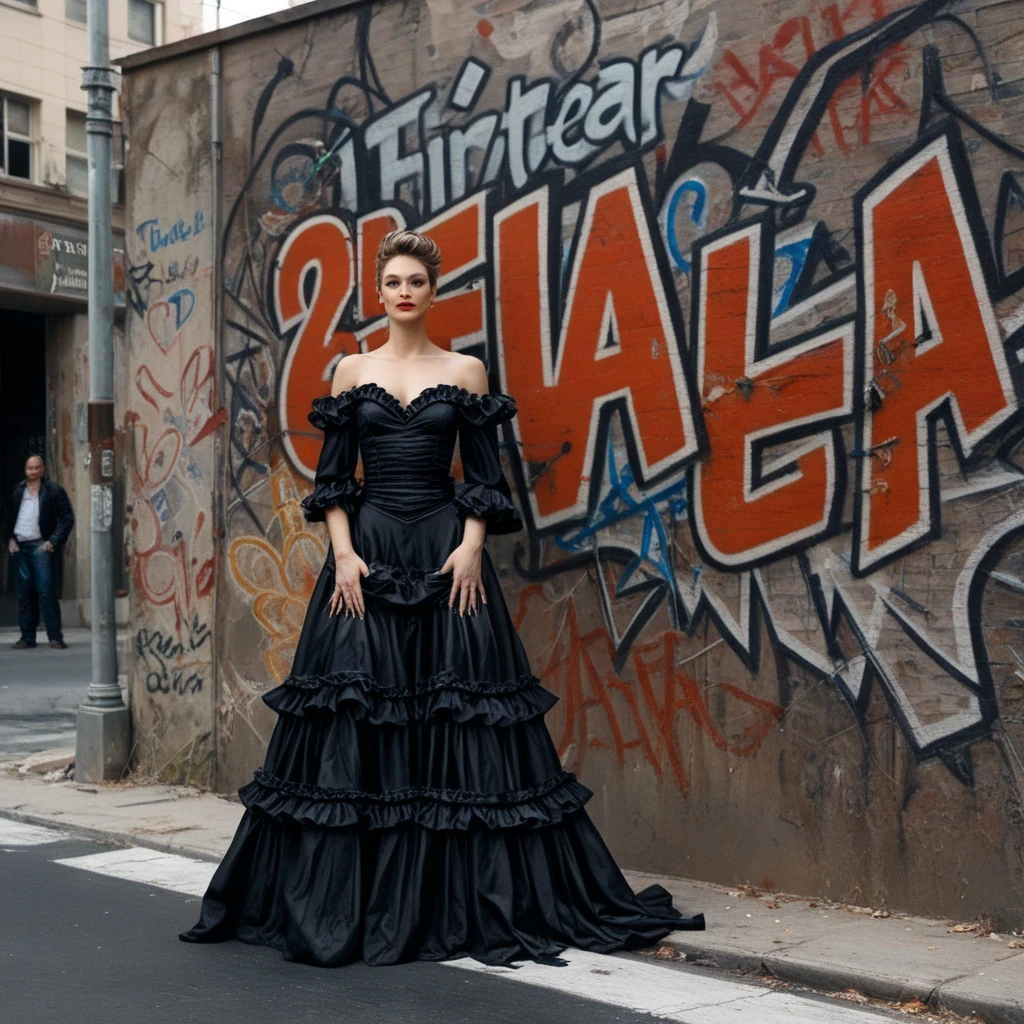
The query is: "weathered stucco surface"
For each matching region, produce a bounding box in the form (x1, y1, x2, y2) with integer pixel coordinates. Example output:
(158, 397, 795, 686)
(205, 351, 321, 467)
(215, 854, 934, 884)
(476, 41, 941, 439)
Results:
(122, 0, 1024, 926)
(123, 51, 218, 782)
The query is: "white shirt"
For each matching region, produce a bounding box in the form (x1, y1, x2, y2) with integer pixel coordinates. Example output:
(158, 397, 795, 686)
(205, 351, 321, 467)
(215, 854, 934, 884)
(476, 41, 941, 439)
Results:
(14, 490, 43, 541)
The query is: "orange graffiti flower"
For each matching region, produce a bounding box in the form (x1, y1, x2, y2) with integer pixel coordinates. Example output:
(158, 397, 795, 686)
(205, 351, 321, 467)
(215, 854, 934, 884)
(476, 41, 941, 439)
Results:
(228, 464, 326, 682)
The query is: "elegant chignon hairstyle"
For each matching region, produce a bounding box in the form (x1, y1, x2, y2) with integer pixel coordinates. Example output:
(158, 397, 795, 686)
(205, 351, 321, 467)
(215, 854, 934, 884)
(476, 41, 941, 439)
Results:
(375, 230, 442, 290)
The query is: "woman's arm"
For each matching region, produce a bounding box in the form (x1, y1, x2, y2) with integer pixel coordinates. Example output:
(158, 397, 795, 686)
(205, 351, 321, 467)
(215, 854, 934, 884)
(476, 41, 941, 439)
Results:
(323, 357, 369, 619)
(439, 357, 511, 616)
(457, 359, 491, 554)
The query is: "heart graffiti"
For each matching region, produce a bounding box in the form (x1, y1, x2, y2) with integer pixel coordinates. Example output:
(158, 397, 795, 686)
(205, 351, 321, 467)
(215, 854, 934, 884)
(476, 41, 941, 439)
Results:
(146, 287, 196, 353)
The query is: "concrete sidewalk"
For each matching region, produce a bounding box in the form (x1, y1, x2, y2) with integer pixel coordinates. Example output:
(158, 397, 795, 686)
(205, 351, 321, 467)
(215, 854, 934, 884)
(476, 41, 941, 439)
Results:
(0, 766, 1021, 1024)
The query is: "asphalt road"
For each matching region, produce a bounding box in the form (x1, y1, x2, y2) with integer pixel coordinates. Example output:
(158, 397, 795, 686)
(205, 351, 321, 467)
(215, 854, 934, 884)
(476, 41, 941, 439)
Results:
(0, 820, 904, 1024)
(0, 628, 91, 760)
(0, 829, 703, 1024)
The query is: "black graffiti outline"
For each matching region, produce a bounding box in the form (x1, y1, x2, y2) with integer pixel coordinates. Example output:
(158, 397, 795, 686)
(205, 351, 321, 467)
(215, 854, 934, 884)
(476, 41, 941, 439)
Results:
(735, 0, 949, 207)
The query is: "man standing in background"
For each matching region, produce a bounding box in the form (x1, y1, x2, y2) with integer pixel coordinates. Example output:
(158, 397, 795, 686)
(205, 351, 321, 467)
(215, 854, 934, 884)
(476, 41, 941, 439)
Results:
(5, 456, 74, 650)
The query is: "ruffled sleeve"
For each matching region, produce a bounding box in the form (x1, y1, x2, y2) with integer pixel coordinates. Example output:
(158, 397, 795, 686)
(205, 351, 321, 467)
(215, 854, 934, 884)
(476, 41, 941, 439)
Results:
(300, 392, 363, 523)
(453, 392, 523, 536)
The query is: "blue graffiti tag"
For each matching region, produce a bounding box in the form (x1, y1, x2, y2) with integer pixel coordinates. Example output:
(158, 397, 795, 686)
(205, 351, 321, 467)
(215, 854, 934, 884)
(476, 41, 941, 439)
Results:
(771, 236, 814, 317)
(664, 178, 708, 273)
(136, 210, 207, 252)
(555, 434, 689, 595)
(167, 288, 197, 330)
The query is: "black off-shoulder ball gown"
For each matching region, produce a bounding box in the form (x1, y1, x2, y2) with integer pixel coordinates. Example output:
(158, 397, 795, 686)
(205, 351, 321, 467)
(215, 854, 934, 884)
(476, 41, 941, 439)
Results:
(179, 382, 704, 966)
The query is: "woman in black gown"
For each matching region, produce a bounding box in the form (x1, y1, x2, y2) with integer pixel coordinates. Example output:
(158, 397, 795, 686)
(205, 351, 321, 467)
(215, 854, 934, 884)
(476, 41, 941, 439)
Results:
(179, 229, 704, 966)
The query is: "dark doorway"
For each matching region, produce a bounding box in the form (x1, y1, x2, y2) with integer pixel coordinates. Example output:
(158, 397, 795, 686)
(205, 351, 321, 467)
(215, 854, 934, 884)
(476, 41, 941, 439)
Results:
(0, 311, 47, 624)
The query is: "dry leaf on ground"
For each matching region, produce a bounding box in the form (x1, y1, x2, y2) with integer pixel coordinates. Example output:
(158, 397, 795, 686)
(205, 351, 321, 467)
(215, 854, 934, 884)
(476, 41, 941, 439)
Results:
(897, 998, 929, 1014)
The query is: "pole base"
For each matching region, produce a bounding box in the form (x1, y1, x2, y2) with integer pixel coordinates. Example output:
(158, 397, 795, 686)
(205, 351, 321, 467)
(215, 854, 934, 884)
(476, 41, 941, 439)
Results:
(75, 704, 131, 783)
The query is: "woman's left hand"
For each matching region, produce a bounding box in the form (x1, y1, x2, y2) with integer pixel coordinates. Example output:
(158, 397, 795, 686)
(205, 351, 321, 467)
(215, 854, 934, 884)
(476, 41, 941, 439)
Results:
(439, 540, 488, 615)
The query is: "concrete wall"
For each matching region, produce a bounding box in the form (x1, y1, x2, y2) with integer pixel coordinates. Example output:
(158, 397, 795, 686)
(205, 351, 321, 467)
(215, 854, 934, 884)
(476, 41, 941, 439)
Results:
(121, 0, 1024, 926)
(122, 48, 218, 781)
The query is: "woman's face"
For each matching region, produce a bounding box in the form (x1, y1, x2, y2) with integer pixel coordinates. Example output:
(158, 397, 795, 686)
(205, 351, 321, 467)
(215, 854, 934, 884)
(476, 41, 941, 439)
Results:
(378, 255, 436, 323)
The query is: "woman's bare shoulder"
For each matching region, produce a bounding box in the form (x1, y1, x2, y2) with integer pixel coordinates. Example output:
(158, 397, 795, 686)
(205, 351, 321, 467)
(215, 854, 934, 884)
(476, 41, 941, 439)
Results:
(449, 352, 489, 394)
(331, 354, 368, 396)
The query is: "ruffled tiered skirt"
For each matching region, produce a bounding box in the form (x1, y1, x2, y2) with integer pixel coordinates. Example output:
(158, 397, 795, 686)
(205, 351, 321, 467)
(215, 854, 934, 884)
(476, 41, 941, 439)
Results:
(179, 497, 703, 966)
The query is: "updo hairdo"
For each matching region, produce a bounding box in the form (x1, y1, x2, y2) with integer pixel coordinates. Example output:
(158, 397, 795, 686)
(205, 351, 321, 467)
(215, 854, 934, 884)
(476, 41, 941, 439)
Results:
(375, 230, 442, 290)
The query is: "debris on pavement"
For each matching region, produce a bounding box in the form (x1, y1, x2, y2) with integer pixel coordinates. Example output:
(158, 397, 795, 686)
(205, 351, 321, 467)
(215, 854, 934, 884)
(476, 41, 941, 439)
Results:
(635, 948, 986, 1023)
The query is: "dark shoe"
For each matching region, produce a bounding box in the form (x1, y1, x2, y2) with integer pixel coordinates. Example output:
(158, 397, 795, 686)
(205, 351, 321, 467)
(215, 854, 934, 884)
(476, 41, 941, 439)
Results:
(12, 640, 36, 649)
(49, 640, 68, 650)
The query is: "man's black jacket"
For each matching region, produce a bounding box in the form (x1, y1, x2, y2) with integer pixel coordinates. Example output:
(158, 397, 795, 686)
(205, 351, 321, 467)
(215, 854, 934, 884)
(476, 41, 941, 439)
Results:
(5, 478, 75, 547)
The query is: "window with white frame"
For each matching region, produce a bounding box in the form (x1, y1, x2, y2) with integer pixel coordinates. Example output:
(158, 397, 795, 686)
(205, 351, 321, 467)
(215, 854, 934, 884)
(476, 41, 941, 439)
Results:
(66, 110, 88, 195)
(66, 0, 87, 24)
(128, 0, 162, 45)
(0, 94, 33, 182)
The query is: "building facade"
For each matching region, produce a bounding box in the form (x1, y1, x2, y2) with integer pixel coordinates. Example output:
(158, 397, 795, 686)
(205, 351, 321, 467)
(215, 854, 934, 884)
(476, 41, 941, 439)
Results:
(118, 0, 1024, 927)
(0, 0, 202, 624)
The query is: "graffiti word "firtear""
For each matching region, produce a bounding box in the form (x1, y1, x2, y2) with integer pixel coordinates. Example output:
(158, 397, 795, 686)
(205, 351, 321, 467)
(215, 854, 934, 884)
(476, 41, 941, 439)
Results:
(349, 36, 714, 214)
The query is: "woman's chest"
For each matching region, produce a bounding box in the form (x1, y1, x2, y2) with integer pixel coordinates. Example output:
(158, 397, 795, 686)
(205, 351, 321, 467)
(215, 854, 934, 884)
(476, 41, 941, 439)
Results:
(354, 399, 460, 443)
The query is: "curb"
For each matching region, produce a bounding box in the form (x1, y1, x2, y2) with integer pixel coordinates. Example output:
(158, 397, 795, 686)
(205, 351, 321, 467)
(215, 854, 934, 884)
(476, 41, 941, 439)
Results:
(0, 807, 224, 863)
(937, 985, 1021, 1024)
(659, 933, 1020, 1022)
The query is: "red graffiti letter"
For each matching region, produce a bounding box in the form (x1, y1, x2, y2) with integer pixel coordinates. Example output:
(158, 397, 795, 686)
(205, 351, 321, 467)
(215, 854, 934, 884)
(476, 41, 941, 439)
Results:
(274, 214, 356, 479)
(855, 132, 1017, 572)
(692, 221, 852, 567)
(421, 193, 488, 350)
(496, 170, 697, 526)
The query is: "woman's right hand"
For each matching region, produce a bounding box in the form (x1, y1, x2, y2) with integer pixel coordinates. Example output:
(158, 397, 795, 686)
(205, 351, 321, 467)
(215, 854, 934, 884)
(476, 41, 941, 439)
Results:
(329, 550, 370, 619)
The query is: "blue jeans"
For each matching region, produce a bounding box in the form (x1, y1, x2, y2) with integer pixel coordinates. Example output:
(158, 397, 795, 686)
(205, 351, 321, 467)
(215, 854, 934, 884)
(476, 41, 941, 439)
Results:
(13, 539, 63, 645)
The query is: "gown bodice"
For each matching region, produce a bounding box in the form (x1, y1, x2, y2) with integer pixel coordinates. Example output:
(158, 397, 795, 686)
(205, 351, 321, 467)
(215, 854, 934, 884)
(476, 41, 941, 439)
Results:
(356, 398, 460, 520)
(301, 382, 524, 533)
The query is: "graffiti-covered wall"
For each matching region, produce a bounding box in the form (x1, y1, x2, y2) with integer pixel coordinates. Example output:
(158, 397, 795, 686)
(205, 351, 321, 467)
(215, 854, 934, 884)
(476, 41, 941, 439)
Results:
(123, 52, 220, 782)
(121, 0, 1024, 925)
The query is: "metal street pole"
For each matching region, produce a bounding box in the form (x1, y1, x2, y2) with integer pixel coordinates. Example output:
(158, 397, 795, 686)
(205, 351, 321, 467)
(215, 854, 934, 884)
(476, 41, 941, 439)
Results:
(76, 0, 130, 782)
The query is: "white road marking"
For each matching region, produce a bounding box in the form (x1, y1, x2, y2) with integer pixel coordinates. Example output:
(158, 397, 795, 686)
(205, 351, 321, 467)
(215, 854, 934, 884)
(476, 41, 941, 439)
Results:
(35, 836, 897, 1022)
(53, 847, 216, 897)
(0, 818, 70, 846)
(680, 989, 893, 1023)
(443, 949, 892, 1023)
